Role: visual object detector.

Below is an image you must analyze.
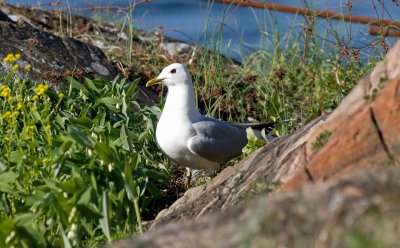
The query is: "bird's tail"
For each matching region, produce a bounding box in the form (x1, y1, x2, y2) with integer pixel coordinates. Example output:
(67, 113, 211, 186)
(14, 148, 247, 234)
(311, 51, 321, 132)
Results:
(230, 118, 295, 141)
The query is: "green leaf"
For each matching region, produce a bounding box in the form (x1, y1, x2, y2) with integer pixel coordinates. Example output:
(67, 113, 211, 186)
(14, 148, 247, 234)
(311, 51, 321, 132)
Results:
(76, 204, 103, 220)
(124, 157, 138, 202)
(101, 97, 123, 111)
(30, 110, 41, 120)
(126, 78, 140, 98)
(147, 181, 161, 198)
(68, 77, 84, 99)
(135, 166, 169, 182)
(60, 223, 72, 248)
(15, 214, 47, 248)
(92, 77, 110, 89)
(99, 191, 111, 242)
(10, 150, 22, 164)
(94, 142, 116, 164)
(61, 140, 73, 152)
(242, 128, 265, 156)
(70, 117, 94, 129)
(78, 187, 95, 205)
(68, 126, 93, 148)
(0, 171, 18, 193)
(84, 78, 99, 93)
(119, 125, 130, 151)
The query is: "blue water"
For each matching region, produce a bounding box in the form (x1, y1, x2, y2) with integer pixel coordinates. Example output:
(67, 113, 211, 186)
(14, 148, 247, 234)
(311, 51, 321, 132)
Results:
(6, 0, 400, 61)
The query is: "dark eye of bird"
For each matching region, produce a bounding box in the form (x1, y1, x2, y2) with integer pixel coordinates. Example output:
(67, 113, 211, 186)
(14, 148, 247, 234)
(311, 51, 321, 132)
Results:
(170, 69, 176, 74)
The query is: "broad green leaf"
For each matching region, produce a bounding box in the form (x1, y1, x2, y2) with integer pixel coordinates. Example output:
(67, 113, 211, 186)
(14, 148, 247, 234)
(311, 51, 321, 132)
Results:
(60, 223, 72, 248)
(99, 191, 111, 242)
(68, 77, 84, 92)
(68, 127, 93, 148)
(78, 187, 95, 205)
(70, 117, 94, 129)
(10, 150, 22, 164)
(0, 171, 18, 193)
(101, 97, 123, 111)
(126, 78, 140, 98)
(147, 181, 161, 198)
(135, 166, 169, 182)
(14, 214, 47, 248)
(124, 157, 138, 202)
(76, 204, 103, 220)
(84, 78, 99, 93)
(94, 142, 116, 164)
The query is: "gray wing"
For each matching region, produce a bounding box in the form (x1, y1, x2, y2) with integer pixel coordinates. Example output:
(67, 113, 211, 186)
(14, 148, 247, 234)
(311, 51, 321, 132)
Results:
(188, 118, 248, 164)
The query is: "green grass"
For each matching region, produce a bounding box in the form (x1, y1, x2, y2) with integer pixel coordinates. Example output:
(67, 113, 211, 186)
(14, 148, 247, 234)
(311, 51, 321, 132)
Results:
(121, 3, 382, 137)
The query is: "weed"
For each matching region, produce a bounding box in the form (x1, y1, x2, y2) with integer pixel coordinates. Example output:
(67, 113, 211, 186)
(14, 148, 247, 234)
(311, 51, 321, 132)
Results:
(240, 178, 282, 202)
(0, 54, 169, 247)
(312, 130, 332, 151)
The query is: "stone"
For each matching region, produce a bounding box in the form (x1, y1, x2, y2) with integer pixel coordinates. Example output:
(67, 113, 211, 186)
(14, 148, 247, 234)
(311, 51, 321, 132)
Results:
(108, 167, 400, 248)
(0, 8, 117, 84)
(0, 3, 160, 106)
(160, 42, 193, 57)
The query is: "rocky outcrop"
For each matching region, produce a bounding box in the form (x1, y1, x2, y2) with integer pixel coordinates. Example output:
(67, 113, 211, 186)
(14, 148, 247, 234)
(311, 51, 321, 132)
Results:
(0, 3, 160, 105)
(111, 167, 400, 248)
(109, 42, 400, 247)
(0, 6, 116, 83)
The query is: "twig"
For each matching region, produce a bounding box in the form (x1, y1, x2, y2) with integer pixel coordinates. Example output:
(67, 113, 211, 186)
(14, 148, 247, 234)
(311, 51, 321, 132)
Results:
(368, 26, 400, 37)
(212, 0, 400, 28)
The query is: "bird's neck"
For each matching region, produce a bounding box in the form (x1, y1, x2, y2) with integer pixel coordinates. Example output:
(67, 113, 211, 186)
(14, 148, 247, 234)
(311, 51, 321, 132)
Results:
(164, 83, 199, 120)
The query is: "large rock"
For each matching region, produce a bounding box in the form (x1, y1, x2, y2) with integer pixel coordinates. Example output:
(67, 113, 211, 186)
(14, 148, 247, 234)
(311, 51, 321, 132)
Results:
(0, 4, 159, 105)
(109, 41, 400, 247)
(110, 167, 400, 248)
(0, 7, 116, 83)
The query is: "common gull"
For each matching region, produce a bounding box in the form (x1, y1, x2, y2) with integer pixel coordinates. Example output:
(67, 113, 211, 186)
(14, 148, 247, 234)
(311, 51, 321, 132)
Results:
(146, 63, 282, 170)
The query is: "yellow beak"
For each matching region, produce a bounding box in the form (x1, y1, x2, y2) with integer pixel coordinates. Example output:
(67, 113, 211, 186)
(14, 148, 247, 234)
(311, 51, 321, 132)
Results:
(146, 77, 163, 87)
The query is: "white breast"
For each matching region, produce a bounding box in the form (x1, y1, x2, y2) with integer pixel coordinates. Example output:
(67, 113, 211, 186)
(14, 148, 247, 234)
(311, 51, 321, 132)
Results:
(155, 113, 219, 170)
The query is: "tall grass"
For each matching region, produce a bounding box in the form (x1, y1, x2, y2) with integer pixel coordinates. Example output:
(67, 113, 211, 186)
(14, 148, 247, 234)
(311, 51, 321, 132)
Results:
(178, 1, 382, 135)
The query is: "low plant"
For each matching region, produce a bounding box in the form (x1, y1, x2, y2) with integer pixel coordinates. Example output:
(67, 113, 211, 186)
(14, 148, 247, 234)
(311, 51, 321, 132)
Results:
(312, 130, 332, 151)
(0, 54, 168, 247)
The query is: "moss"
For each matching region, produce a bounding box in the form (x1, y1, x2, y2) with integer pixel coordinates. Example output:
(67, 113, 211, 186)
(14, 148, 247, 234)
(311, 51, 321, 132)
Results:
(312, 130, 332, 151)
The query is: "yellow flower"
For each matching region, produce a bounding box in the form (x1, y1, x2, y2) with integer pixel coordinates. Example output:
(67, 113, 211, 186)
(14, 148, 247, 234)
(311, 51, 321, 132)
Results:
(2, 111, 12, 119)
(12, 64, 19, 70)
(31, 106, 38, 111)
(24, 64, 31, 71)
(17, 102, 23, 110)
(3, 53, 15, 63)
(34, 84, 49, 96)
(27, 125, 35, 131)
(14, 53, 21, 60)
(12, 111, 19, 117)
(32, 95, 39, 101)
(0, 87, 11, 97)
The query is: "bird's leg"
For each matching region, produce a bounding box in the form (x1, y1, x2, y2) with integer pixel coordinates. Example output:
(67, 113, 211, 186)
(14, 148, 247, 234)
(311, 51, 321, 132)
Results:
(185, 167, 192, 188)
